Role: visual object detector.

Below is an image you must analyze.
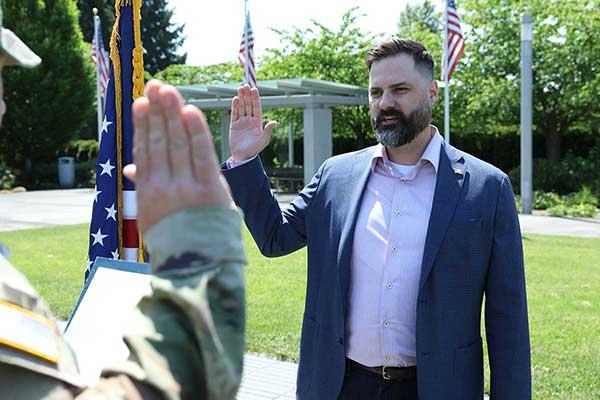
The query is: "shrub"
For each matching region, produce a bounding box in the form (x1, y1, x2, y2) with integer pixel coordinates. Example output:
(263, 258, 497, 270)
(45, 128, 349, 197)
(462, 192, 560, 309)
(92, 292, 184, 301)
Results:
(532, 190, 562, 210)
(509, 140, 600, 197)
(563, 186, 599, 208)
(0, 164, 16, 190)
(547, 204, 597, 218)
(62, 139, 99, 162)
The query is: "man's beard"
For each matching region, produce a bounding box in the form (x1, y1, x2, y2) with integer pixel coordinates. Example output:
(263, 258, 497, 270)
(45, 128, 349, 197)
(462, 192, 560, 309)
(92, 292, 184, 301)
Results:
(371, 96, 432, 148)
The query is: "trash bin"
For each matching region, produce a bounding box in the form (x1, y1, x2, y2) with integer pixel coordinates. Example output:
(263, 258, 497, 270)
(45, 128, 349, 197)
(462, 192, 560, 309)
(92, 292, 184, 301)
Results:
(58, 156, 75, 188)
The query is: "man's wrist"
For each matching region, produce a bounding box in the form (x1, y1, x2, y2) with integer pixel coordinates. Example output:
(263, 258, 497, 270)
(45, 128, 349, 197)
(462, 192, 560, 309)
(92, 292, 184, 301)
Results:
(228, 154, 258, 169)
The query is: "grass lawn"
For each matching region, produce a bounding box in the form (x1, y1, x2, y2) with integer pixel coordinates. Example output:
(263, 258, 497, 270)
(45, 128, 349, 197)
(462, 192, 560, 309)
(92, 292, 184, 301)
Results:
(0, 225, 598, 399)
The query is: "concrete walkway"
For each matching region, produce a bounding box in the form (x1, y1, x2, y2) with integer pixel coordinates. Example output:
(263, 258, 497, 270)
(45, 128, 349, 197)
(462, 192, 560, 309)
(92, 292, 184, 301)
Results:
(1, 188, 597, 399)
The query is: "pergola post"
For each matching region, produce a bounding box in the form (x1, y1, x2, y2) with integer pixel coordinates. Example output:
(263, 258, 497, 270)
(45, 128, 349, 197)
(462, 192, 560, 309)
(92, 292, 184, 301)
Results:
(303, 105, 332, 183)
(220, 110, 231, 162)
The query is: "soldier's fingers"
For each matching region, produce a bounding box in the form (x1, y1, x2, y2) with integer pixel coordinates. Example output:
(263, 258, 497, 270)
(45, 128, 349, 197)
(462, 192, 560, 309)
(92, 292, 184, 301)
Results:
(159, 85, 192, 180)
(238, 86, 247, 117)
(146, 81, 170, 180)
(183, 105, 220, 184)
(132, 97, 150, 183)
(231, 96, 240, 122)
(243, 85, 252, 117)
(250, 87, 261, 119)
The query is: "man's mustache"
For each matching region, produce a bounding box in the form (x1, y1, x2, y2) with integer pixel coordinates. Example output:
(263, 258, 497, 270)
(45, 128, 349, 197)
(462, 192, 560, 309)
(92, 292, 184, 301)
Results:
(374, 109, 407, 128)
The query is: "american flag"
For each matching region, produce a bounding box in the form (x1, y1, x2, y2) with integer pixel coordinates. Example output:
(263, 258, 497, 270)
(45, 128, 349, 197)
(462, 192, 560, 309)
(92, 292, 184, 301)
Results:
(91, 14, 110, 97)
(86, 3, 143, 280)
(441, 0, 465, 81)
(238, 10, 257, 87)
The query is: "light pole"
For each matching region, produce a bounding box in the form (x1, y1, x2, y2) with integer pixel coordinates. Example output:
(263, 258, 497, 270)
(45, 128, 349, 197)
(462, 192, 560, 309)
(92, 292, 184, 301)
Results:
(520, 15, 533, 214)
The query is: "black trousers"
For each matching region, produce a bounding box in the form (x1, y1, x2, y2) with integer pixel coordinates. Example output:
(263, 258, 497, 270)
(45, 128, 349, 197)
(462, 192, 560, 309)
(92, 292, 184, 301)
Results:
(338, 361, 418, 400)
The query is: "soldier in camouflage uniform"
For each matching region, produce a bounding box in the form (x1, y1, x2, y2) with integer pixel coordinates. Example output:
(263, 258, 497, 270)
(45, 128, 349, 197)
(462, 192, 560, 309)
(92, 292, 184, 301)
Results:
(0, 4, 246, 398)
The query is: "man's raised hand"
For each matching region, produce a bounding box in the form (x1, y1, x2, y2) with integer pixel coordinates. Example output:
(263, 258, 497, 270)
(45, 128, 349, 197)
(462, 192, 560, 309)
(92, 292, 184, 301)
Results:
(229, 84, 278, 162)
(123, 80, 234, 234)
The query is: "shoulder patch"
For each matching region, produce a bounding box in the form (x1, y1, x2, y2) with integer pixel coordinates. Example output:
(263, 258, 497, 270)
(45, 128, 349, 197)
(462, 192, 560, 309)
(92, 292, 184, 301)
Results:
(0, 299, 60, 364)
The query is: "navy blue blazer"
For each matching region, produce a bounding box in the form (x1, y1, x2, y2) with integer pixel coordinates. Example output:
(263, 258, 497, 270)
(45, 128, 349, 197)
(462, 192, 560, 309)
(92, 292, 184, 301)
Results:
(223, 142, 531, 400)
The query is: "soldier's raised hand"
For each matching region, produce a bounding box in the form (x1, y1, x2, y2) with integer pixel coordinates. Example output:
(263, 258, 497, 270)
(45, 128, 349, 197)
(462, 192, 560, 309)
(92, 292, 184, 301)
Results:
(229, 84, 278, 161)
(124, 80, 234, 234)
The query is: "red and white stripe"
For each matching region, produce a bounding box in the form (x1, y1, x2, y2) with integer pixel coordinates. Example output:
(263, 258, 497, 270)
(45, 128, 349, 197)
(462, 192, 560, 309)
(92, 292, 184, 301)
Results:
(122, 190, 139, 261)
(441, 0, 465, 81)
(91, 15, 110, 97)
(238, 11, 257, 87)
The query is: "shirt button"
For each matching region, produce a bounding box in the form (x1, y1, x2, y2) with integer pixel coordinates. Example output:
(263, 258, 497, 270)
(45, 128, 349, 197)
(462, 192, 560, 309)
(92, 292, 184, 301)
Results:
(391, 246, 398, 252)
(386, 283, 393, 289)
(384, 321, 390, 327)
(384, 355, 391, 362)
(395, 210, 402, 216)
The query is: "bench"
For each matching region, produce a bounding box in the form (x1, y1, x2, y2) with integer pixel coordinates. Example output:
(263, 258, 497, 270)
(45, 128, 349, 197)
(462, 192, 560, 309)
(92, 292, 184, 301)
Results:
(265, 166, 304, 192)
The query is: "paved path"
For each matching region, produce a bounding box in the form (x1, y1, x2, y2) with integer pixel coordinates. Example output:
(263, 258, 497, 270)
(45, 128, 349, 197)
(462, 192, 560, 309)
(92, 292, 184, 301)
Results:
(1, 188, 598, 237)
(1, 189, 596, 399)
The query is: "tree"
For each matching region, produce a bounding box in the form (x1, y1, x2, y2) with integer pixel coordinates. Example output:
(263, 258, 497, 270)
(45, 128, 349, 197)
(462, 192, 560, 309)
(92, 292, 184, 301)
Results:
(77, 0, 186, 75)
(153, 62, 243, 85)
(141, 0, 186, 75)
(455, 0, 600, 161)
(259, 8, 377, 151)
(2, 0, 95, 176)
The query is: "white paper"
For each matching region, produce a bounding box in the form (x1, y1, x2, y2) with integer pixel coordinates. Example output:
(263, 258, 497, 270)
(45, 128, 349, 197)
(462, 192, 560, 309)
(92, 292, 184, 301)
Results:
(64, 267, 151, 386)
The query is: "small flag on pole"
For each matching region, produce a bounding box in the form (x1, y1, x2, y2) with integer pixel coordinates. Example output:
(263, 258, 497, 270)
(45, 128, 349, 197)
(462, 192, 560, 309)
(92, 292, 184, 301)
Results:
(441, 0, 465, 81)
(86, 0, 146, 280)
(91, 12, 110, 97)
(238, 7, 257, 87)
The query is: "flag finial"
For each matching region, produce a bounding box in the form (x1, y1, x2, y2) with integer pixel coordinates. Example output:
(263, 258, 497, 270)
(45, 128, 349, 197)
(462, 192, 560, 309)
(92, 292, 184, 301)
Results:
(93, 7, 98, 16)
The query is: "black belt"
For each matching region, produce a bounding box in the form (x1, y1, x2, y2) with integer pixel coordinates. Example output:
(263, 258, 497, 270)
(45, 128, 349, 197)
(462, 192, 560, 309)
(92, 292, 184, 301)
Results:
(346, 358, 417, 382)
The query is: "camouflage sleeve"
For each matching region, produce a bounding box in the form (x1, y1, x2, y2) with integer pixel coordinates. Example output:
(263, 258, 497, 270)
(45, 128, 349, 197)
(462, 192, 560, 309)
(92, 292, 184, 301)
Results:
(86, 206, 247, 400)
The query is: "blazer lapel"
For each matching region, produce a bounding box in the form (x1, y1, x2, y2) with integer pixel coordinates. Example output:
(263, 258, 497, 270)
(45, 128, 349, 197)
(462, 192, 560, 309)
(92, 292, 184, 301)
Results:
(336, 147, 374, 315)
(418, 143, 466, 292)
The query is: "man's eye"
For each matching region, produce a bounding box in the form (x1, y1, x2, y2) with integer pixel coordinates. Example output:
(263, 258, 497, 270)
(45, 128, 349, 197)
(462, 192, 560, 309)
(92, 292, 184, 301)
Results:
(394, 87, 409, 93)
(370, 91, 382, 97)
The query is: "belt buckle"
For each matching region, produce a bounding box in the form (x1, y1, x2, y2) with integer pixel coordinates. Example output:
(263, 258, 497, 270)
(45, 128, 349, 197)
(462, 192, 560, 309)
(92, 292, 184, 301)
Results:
(382, 366, 393, 380)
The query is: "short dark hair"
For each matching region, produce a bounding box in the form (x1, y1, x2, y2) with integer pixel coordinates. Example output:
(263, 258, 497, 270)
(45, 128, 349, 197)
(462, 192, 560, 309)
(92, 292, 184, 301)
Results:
(365, 39, 435, 79)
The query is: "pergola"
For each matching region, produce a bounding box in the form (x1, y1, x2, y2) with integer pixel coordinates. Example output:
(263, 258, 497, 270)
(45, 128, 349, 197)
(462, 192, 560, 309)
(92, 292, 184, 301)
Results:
(176, 78, 368, 183)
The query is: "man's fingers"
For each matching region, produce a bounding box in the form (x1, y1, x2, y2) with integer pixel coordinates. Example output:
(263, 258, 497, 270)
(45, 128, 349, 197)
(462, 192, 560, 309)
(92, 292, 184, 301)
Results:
(123, 164, 137, 182)
(159, 85, 192, 179)
(183, 105, 219, 183)
(146, 81, 170, 180)
(263, 120, 278, 142)
(238, 86, 247, 117)
(250, 87, 261, 119)
(132, 97, 150, 183)
(243, 85, 252, 117)
(231, 96, 240, 122)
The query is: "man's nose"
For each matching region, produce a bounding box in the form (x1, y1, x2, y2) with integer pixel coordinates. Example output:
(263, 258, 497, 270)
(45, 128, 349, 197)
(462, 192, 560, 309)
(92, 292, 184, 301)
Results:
(379, 90, 395, 110)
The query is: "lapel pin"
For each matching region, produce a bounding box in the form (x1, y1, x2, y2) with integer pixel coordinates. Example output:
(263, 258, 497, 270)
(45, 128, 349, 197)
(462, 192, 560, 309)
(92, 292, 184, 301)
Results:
(454, 168, 464, 175)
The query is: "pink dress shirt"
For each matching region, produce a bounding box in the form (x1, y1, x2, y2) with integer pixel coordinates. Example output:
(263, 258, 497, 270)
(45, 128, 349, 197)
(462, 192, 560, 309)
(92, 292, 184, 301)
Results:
(345, 129, 442, 367)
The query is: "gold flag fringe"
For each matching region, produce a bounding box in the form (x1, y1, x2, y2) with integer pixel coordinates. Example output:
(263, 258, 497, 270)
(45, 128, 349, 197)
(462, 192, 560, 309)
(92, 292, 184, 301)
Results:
(111, 0, 146, 262)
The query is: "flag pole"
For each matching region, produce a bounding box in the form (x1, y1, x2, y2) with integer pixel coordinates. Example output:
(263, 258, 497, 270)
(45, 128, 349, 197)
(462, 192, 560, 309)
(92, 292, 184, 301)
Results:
(244, 0, 249, 85)
(443, 1, 450, 144)
(93, 8, 103, 142)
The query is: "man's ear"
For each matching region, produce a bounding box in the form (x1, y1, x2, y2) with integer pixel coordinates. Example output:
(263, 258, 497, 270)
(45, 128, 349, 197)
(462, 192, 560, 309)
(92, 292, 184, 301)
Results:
(429, 79, 439, 105)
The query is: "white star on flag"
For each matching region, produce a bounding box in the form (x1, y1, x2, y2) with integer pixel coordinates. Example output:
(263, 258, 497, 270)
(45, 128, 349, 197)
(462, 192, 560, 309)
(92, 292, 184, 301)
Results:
(99, 159, 115, 177)
(93, 186, 102, 203)
(100, 115, 113, 135)
(111, 249, 119, 260)
(104, 203, 117, 221)
(86, 258, 93, 270)
(91, 227, 108, 247)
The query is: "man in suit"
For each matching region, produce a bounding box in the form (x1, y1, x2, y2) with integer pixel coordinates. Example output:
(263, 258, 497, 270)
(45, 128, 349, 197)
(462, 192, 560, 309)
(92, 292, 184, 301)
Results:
(222, 38, 531, 400)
